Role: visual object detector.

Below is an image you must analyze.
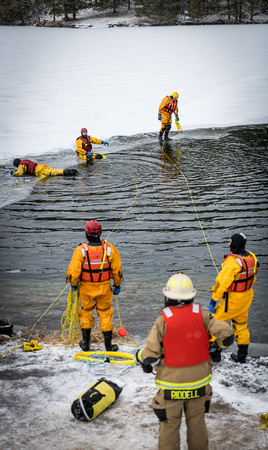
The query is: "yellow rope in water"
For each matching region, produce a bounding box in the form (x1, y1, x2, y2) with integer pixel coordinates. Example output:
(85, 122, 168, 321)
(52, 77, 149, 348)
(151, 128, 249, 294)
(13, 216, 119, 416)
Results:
(0, 179, 37, 191)
(61, 288, 81, 346)
(115, 295, 123, 329)
(162, 145, 219, 274)
(105, 159, 139, 240)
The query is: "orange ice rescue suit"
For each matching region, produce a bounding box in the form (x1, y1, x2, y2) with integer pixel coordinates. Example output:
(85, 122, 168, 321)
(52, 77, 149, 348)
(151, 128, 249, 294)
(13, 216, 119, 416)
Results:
(158, 95, 178, 134)
(211, 251, 258, 345)
(66, 240, 122, 332)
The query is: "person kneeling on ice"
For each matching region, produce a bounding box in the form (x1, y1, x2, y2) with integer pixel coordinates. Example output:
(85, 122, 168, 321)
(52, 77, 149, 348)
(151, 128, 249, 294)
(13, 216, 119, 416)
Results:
(66, 220, 123, 352)
(158, 91, 179, 142)
(209, 232, 259, 364)
(10, 158, 78, 177)
(76, 127, 108, 163)
(136, 272, 233, 450)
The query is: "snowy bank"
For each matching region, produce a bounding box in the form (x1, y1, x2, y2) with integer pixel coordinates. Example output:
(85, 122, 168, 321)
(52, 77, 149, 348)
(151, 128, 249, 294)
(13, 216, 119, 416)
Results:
(0, 332, 268, 450)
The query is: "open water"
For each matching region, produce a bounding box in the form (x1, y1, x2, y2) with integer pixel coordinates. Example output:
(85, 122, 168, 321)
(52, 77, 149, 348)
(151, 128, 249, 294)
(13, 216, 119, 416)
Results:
(0, 124, 268, 342)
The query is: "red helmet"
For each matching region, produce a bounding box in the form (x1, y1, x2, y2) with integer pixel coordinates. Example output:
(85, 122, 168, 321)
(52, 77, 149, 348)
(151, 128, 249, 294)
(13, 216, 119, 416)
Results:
(84, 220, 102, 236)
(81, 127, 87, 134)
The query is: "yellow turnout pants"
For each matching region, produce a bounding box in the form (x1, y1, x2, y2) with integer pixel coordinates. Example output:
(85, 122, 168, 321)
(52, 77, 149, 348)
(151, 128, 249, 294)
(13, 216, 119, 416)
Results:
(160, 112, 172, 133)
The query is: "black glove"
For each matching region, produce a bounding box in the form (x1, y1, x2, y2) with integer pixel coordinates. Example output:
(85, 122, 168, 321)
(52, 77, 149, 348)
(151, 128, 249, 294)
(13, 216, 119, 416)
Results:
(142, 363, 153, 374)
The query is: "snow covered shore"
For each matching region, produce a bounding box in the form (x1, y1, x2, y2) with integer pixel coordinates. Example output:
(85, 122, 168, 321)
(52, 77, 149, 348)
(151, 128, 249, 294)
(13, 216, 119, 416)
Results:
(0, 332, 267, 450)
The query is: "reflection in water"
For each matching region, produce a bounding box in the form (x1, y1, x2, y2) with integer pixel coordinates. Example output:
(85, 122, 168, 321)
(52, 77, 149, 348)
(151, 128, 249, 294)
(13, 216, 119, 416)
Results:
(0, 125, 267, 342)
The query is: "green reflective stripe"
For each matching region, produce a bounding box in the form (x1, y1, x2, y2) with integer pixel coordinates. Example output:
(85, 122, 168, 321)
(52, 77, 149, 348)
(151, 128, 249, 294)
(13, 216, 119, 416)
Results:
(155, 374, 212, 390)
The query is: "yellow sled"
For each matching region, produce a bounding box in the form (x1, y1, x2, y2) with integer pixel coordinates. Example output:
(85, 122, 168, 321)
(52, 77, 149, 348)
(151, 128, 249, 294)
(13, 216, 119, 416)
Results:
(74, 350, 137, 365)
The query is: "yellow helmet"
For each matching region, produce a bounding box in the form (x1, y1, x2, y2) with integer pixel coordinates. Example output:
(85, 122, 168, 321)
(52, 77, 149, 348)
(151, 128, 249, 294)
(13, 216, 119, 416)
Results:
(163, 272, 196, 301)
(171, 91, 179, 99)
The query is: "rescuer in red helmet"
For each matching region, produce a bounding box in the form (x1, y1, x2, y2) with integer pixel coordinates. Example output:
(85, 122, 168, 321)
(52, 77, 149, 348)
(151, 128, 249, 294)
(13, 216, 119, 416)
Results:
(66, 220, 122, 352)
(76, 128, 109, 163)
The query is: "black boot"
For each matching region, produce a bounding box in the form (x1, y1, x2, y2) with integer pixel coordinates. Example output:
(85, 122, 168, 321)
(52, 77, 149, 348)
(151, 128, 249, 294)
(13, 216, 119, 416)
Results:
(103, 330, 118, 352)
(63, 168, 79, 176)
(164, 131, 169, 141)
(231, 344, 248, 363)
(158, 132, 163, 142)
(79, 328, 91, 352)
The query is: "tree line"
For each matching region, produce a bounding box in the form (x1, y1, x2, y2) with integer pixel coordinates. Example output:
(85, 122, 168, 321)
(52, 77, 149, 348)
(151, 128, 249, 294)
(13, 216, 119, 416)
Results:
(0, 0, 267, 25)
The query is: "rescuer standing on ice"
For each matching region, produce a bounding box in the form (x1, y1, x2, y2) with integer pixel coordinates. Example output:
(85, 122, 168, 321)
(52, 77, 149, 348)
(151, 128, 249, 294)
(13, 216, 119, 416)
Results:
(66, 220, 122, 353)
(136, 272, 233, 450)
(158, 92, 179, 142)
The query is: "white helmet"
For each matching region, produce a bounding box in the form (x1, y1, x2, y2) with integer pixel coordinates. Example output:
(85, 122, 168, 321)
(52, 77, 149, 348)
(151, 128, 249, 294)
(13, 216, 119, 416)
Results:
(163, 272, 196, 301)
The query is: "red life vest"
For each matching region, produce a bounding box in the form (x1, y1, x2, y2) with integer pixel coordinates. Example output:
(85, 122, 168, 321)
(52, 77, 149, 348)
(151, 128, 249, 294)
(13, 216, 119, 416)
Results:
(19, 159, 38, 175)
(224, 252, 256, 292)
(162, 303, 210, 368)
(162, 96, 177, 114)
(76, 135, 92, 151)
(80, 241, 111, 283)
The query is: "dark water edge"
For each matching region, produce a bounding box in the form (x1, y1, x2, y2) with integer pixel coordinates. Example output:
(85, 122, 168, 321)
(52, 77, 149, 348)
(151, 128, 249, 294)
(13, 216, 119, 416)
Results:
(0, 124, 268, 343)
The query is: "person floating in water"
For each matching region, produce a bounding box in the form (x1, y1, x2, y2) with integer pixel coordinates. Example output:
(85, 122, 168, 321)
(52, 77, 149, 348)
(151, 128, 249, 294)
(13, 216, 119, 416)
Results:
(76, 128, 109, 163)
(10, 158, 78, 177)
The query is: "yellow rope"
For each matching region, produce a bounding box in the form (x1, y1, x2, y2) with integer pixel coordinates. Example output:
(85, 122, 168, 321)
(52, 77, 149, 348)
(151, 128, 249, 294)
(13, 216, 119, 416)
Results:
(104, 159, 139, 240)
(115, 295, 123, 329)
(61, 288, 81, 346)
(0, 179, 37, 191)
(162, 145, 219, 274)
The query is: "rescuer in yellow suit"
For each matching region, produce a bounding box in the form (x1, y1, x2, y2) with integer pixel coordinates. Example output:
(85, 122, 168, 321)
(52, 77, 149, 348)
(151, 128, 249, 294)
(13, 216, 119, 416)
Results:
(66, 220, 123, 352)
(158, 91, 179, 142)
(76, 127, 109, 163)
(209, 232, 259, 364)
(11, 158, 78, 177)
(136, 272, 233, 450)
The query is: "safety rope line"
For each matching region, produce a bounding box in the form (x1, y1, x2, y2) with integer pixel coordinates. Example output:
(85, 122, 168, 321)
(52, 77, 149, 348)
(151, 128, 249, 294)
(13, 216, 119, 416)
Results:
(161, 145, 219, 274)
(61, 287, 81, 345)
(0, 179, 37, 191)
(61, 157, 139, 345)
(104, 159, 139, 240)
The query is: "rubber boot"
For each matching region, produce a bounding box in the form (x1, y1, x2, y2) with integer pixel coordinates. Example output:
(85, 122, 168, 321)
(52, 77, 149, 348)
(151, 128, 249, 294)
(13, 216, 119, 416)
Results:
(210, 348, 222, 363)
(79, 328, 91, 352)
(63, 168, 79, 176)
(158, 132, 163, 142)
(231, 344, 248, 363)
(164, 131, 169, 141)
(103, 330, 118, 352)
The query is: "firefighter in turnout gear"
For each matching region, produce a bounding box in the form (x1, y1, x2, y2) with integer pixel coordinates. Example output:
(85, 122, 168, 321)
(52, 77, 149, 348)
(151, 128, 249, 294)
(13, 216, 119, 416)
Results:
(136, 272, 233, 450)
(10, 158, 78, 177)
(209, 232, 259, 363)
(76, 127, 109, 163)
(66, 220, 122, 352)
(158, 92, 179, 141)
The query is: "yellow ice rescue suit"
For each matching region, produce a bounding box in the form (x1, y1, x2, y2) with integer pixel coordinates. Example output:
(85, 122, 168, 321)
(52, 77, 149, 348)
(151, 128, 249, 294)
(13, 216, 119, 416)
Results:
(66, 240, 122, 332)
(76, 134, 104, 160)
(211, 251, 258, 345)
(12, 159, 64, 177)
(158, 95, 178, 134)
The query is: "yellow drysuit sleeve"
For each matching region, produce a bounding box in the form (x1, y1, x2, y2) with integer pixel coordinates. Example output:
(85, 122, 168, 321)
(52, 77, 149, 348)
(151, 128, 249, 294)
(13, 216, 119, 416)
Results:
(211, 256, 242, 301)
(107, 243, 123, 286)
(12, 165, 27, 176)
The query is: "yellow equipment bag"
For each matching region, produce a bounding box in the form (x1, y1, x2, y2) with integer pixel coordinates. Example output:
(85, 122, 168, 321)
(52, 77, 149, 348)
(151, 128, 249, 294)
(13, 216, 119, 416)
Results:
(71, 377, 123, 422)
